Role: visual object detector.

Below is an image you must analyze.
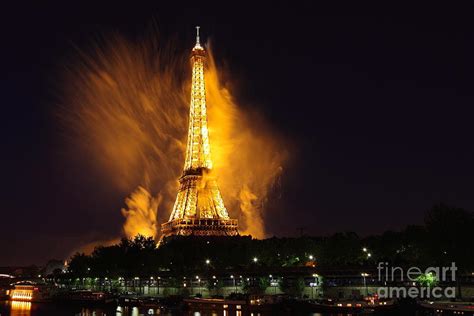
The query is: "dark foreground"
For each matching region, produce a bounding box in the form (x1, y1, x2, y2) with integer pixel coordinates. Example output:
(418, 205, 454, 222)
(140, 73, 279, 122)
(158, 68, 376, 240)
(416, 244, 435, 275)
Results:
(0, 301, 436, 316)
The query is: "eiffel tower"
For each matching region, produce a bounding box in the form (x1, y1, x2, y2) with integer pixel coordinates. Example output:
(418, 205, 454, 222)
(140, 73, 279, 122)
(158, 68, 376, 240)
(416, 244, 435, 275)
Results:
(161, 27, 239, 239)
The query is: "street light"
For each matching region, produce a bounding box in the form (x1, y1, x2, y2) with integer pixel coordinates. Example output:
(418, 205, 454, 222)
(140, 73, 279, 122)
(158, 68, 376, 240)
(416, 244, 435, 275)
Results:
(196, 276, 201, 295)
(133, 277, 140, 294)
(361, 273, 369, 296)
(269, 275, 277, 294)
(205, 259, 210, 265)
(253, 257, 258, 263)
(230, 275, 237, 293)
(157, 276, 160, 296)
(311, 274, 319, 299)
(309, 255, 314, 260)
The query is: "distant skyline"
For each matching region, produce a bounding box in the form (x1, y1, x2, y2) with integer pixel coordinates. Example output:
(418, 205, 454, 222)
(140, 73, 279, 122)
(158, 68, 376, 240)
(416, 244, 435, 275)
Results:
(1, 2, 474, 265)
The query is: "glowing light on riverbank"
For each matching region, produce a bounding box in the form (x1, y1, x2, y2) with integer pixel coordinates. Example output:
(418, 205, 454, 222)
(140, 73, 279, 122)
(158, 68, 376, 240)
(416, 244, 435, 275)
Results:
(10, 285, 33, 301)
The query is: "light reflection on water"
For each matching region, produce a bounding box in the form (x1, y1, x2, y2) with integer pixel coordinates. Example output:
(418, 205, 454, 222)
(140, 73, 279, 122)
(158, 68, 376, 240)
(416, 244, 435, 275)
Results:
(2, 302, 418, 316)
(10, 301, 32, 316)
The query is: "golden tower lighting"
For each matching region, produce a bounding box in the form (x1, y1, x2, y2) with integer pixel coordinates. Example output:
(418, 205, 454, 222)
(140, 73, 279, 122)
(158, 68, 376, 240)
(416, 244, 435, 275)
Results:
(160, 27, 239, 239)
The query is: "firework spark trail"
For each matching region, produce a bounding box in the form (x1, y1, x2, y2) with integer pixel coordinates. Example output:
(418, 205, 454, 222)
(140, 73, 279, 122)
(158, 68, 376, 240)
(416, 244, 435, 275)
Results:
(59, 32, 287, 242)
(121, 186, 160, 239)
(205, 48, 287, 238)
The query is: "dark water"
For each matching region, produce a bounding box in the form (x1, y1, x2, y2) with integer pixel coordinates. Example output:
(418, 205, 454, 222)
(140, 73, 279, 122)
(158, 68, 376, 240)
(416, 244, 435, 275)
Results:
(0, 301, 426, 316)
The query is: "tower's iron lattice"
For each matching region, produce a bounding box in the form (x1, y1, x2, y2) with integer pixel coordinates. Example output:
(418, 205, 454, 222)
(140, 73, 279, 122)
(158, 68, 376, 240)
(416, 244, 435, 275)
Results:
(160, 27, 239, 239)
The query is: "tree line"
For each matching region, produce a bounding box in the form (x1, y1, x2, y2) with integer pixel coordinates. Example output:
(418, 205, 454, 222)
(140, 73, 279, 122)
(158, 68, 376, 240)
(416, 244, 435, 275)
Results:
(66, 203, 473, 279)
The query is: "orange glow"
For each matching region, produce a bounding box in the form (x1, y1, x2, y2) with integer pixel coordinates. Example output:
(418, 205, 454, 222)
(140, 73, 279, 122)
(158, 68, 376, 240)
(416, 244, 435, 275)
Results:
(59, 30, 287, 240)
(10, 286, 33, 301)
(59, 33, 188, 240)
(10, 300, 32, 315)
(205, 47, 287, 238)
(121, 186, 159, 239)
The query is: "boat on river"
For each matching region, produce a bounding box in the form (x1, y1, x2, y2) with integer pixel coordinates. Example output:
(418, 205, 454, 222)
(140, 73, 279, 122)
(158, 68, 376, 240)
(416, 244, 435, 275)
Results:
(8, 282, 54, 302)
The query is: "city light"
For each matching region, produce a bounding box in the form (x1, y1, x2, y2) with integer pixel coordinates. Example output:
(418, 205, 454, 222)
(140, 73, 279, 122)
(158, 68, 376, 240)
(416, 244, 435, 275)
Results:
(10, 286, 34, 301)
(361, 273, 369, 296)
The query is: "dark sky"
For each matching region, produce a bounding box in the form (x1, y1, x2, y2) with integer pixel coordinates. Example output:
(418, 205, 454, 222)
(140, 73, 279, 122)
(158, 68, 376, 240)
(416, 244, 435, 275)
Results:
(1, 2, 474, 266)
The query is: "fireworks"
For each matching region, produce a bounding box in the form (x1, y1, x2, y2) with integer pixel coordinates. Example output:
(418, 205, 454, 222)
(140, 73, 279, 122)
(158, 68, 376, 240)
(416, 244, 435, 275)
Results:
(59, 30, 287, 241)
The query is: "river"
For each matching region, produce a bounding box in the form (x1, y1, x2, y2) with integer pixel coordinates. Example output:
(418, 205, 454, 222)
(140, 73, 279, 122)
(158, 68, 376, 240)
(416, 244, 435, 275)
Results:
(0, 301, 429, 316)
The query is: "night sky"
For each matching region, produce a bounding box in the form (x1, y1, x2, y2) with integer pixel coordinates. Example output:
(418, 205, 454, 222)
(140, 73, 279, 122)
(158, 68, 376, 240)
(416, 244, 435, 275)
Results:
(1, 2, 474, 266)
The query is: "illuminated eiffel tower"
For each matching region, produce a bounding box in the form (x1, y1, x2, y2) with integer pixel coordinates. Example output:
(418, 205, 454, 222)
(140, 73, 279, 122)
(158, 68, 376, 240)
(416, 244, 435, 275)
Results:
(161, 27, 239, 239)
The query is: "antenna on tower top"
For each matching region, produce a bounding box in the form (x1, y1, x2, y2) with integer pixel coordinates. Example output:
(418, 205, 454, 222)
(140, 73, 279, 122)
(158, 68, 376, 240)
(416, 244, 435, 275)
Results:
(195, 26, 201, 47)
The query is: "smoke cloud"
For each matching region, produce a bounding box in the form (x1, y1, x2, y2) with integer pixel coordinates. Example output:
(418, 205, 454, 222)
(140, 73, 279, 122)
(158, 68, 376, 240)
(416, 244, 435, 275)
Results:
(59, 31, 287, 243)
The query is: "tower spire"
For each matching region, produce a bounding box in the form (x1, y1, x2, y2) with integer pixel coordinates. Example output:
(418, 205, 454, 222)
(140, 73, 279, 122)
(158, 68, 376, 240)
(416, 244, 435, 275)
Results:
(194, 25, 202, 49)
